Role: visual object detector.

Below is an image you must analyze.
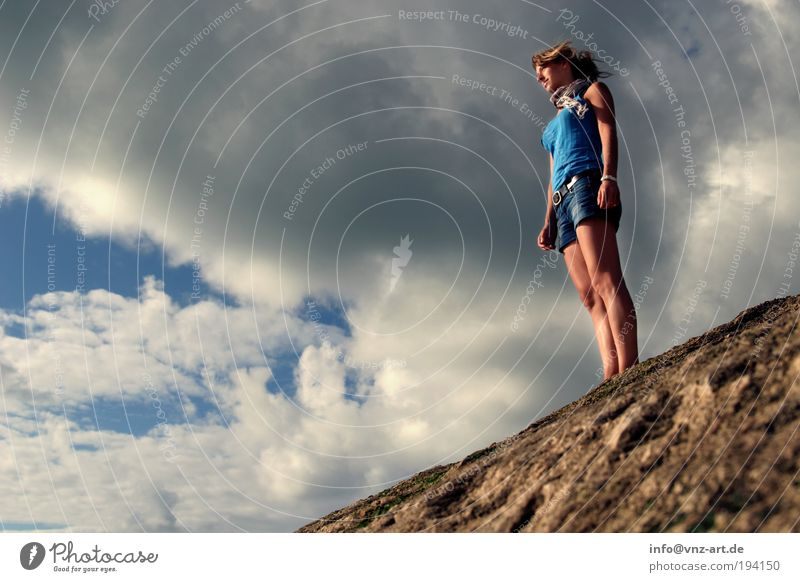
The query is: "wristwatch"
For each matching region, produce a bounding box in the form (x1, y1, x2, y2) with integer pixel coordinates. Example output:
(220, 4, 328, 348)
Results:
(601, 175, 617, 182)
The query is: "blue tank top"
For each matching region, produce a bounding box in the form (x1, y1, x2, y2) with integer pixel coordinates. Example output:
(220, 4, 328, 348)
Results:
(540, 93, 604, 192)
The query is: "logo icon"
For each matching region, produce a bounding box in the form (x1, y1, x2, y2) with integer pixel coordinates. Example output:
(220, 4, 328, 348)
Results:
(20, 542, 46, 570)
(389, 234, 413, 292)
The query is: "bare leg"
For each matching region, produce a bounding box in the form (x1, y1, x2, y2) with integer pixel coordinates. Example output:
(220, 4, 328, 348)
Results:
(563, 241, 619, 379)
(575, 217, 639, 373)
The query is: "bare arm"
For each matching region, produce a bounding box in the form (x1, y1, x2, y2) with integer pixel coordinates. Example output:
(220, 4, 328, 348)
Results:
(584, 81, 617, 178)
(538, 152, 558, 251)
(545, 152, 556, 224)
(584, 81, 620, 207)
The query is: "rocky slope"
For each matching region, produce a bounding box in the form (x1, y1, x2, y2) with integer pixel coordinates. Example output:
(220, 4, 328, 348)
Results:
(297, 293, 800, 532)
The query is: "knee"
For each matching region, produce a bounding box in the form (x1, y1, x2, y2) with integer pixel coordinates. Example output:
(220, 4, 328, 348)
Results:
(579, 286, 602, 311)
(591, 276, 619, 303)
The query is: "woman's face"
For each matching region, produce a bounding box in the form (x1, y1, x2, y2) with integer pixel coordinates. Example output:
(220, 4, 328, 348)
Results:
(535, 60, 573, 94)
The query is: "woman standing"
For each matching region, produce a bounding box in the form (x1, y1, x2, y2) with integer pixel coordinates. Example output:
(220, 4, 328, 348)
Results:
(533, 40, 638, 380)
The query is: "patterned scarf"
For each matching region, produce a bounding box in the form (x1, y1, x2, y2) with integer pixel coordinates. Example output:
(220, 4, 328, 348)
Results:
(549, 77, 591, 118)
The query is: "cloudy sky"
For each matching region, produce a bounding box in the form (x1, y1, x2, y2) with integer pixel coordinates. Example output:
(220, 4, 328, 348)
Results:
(0, 0, 797, 532)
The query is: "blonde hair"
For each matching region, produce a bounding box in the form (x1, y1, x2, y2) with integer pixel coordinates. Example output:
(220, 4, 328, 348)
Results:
(532, 40, 612, 83)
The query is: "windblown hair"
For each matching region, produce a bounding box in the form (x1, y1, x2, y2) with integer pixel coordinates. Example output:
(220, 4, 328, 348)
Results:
(532, 40, 612, 83)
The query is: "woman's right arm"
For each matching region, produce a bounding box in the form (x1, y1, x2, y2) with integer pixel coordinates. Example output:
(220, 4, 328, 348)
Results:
(538, 153, 558, 250)
(545, 152, 556, 225)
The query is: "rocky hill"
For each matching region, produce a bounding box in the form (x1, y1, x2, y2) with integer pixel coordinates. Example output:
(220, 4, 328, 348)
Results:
(297, 293, 800, 532)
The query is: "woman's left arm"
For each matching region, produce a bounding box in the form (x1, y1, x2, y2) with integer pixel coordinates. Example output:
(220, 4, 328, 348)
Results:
(584, 81, 619, 209)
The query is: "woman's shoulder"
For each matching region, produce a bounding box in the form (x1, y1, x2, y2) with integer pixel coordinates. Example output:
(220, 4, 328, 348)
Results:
(583, 81, 612, 101)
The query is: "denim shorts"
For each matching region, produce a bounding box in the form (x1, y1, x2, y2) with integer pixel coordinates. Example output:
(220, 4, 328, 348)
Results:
(555, 172, 622, 254)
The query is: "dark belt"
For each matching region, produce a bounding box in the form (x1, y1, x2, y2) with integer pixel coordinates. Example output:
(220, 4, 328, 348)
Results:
(552, 168, 602, 207)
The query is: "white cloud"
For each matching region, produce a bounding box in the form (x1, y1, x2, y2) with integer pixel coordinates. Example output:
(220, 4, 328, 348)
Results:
(0, 270, 567, 530)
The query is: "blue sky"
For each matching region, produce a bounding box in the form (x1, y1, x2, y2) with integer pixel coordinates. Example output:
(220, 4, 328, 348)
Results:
(0, 191, 218, 309)
(1, 193, 220, 435)
(0, 191, 361, 440)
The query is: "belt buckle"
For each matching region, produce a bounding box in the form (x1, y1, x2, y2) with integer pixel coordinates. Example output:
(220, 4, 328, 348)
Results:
(554, 170, 595, 207)
(566, 173, 580, 189)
